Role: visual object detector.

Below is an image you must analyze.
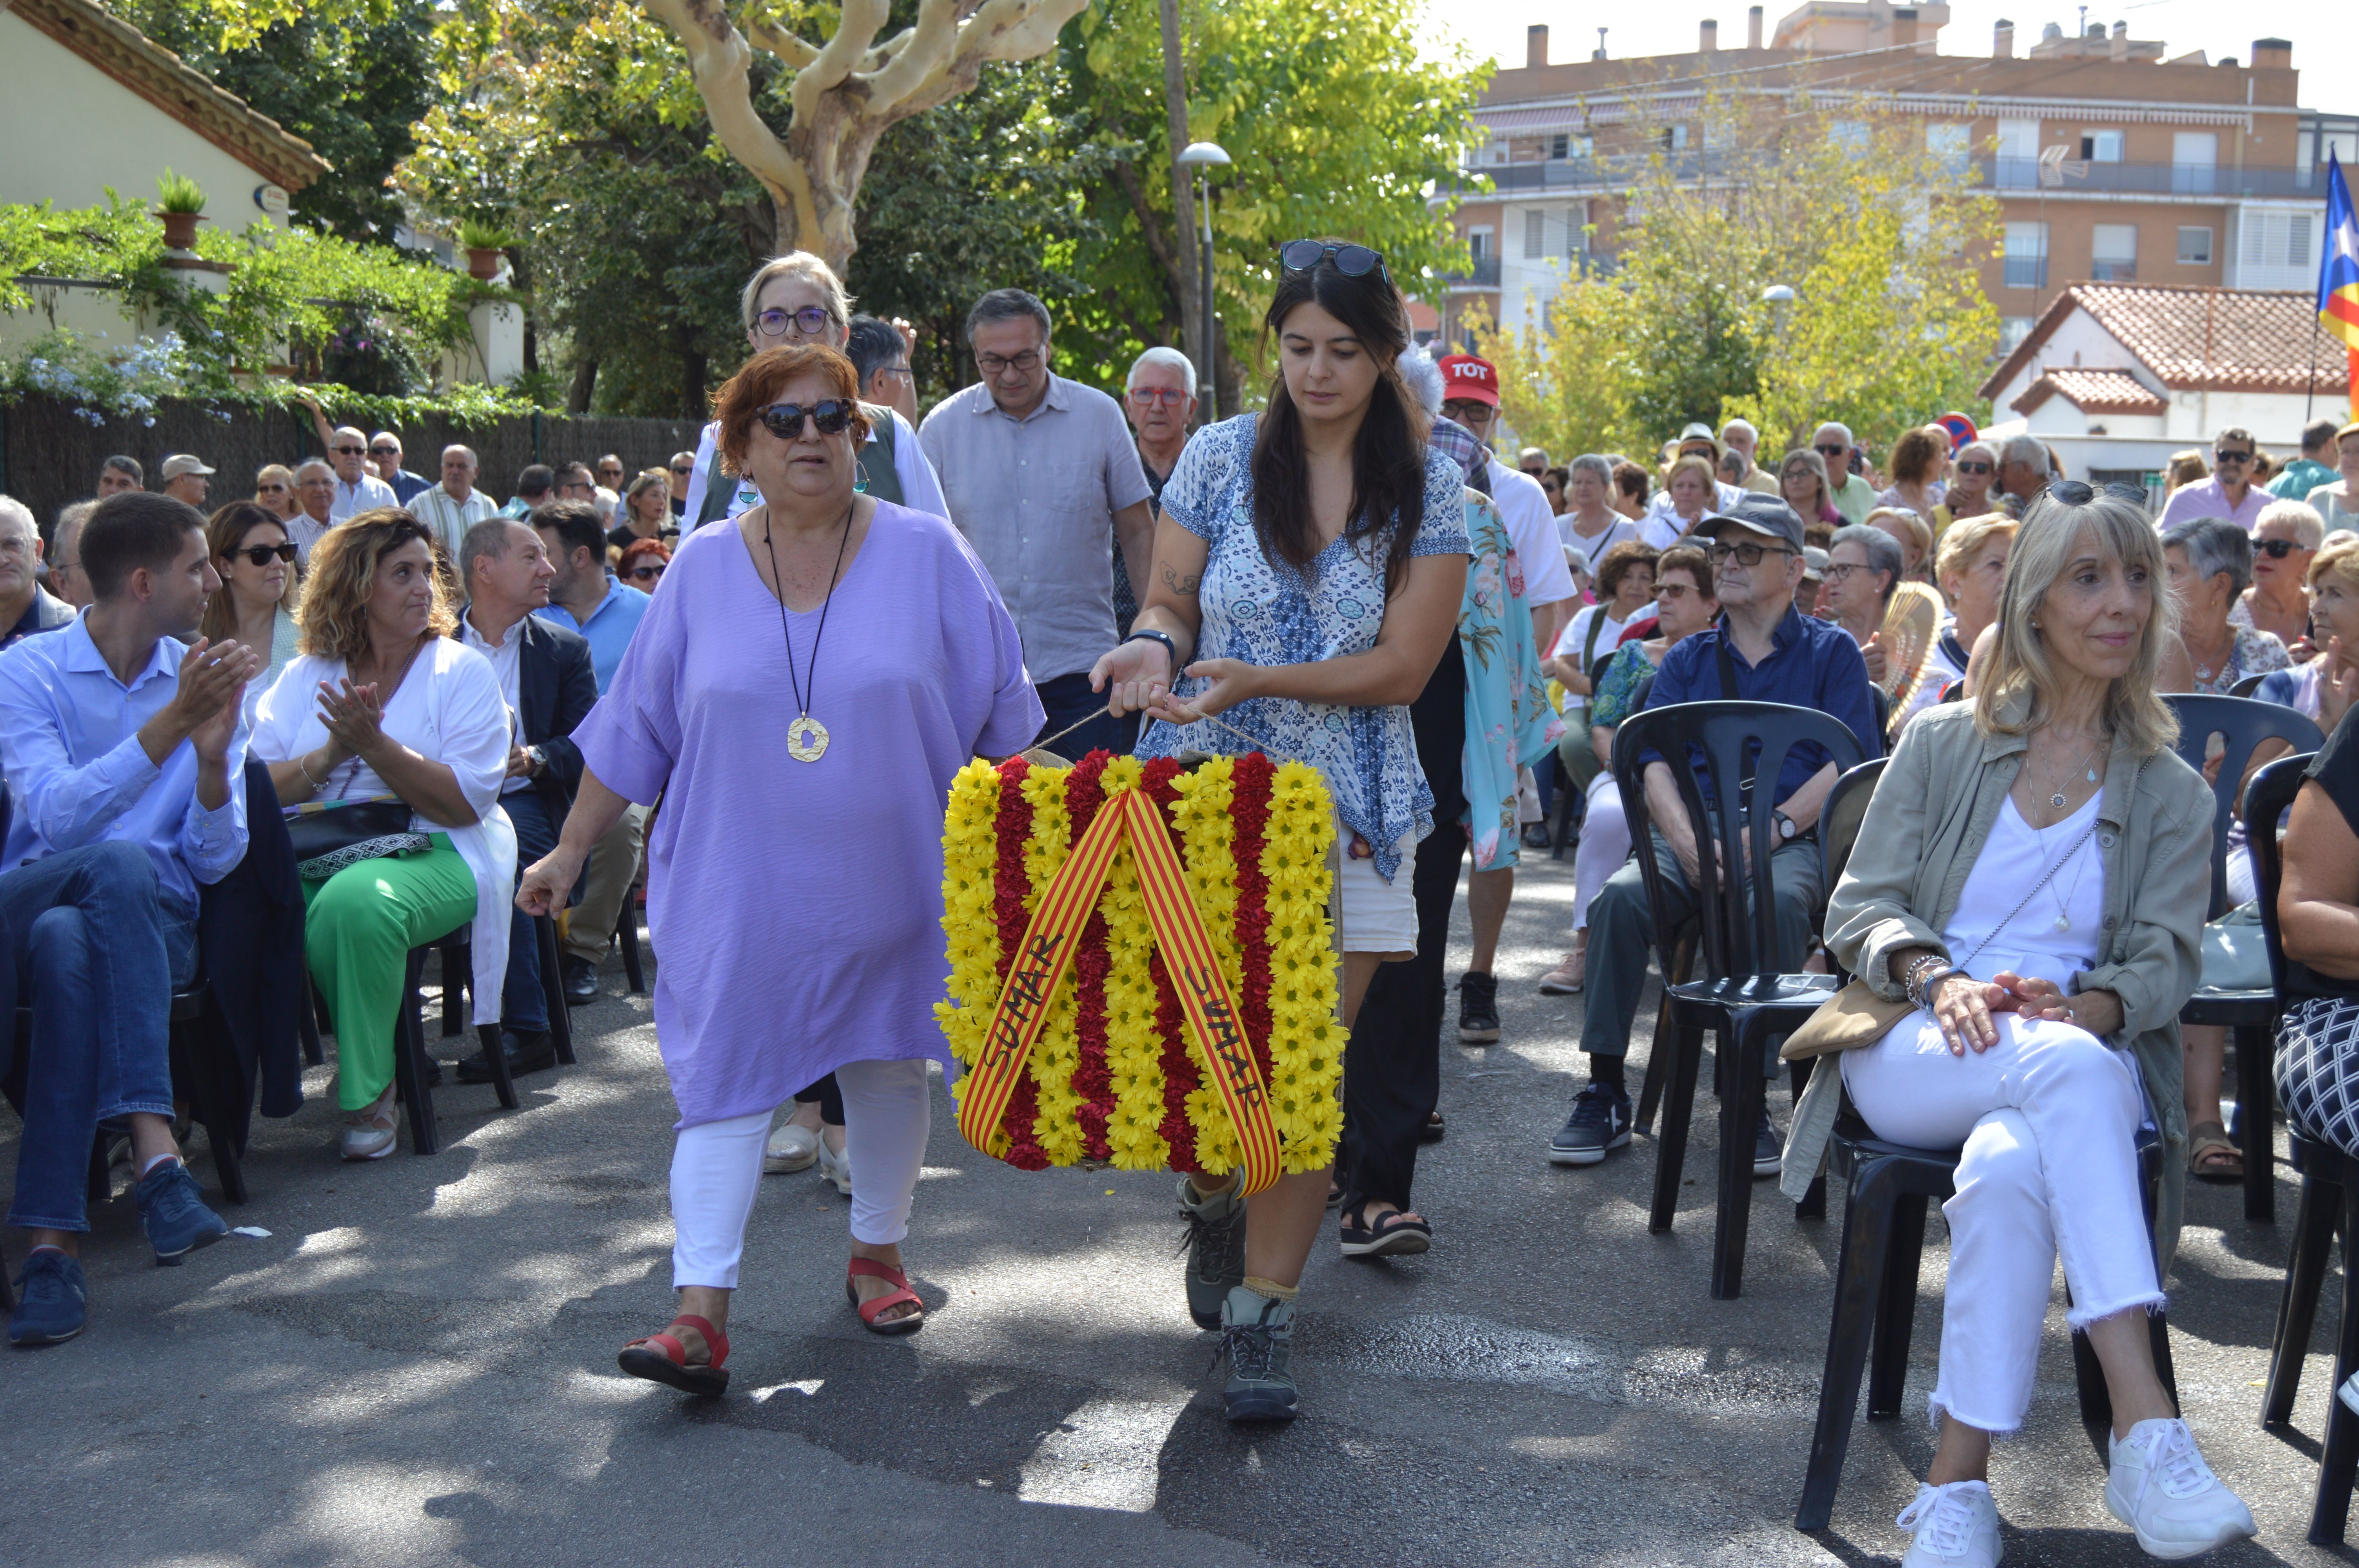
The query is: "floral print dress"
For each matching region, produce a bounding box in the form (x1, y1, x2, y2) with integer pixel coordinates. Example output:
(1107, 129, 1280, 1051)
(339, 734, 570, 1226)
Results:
(1460, 489, 1563, 871)
(1137, 415, 1472, 882)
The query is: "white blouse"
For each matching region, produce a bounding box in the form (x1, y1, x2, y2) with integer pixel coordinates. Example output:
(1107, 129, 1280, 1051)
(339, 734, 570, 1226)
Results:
(250, 636, 518, 1025)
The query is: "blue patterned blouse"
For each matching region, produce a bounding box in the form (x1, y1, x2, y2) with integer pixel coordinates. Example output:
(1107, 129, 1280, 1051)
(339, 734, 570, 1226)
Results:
(1137, 415, 1473, 881)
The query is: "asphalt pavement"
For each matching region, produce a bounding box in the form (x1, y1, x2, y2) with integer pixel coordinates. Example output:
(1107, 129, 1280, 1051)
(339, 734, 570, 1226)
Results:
(0, 852, 2339, 1566)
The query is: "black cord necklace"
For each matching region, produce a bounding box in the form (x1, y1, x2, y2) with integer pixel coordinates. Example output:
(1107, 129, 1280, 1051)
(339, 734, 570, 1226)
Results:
(761, 498, 856, 762)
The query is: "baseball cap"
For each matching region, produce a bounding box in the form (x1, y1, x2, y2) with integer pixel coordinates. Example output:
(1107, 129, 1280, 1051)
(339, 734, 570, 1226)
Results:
(1435, 354, 1499, 408)
(1698, 493, 1805, 555)
(160, 454, 216, 479)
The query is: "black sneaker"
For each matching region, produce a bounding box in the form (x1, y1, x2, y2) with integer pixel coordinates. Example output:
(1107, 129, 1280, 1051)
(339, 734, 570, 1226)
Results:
(1754, 1117, 1783, 1178)
(560, 955, 599, 1007)
(1176, 1176, 1246, 1330)
(1521, 822, 1552, 851)
(1457, 972, 1501, 1043)
(457, 1029, 557, 1084)
(1548, 1083, 1632, 1167)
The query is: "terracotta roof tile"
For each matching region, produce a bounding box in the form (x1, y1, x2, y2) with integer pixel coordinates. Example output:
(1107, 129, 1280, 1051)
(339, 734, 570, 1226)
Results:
(1981, 284, 2348, 402)
(2011, 369, 2169, 417)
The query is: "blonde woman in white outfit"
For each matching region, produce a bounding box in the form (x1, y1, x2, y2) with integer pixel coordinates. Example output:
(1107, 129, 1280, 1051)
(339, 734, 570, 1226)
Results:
(1807, 490, 2255, 1565)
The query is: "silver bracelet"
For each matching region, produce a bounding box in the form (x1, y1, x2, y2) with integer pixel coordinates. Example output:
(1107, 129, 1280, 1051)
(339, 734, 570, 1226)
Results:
(298, 751, 323, 788)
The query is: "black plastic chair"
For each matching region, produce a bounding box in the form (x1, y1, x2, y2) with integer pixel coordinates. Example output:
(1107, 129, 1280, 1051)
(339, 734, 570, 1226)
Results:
(615, 898, 646, 995)
(434, 917, 578, 1066)
(1796, 1113, 2177, 1531)
(1610, 701, 1867, 1299)
(2166, 692, 2323, 1221)
(2243, 750, 2359, 1542)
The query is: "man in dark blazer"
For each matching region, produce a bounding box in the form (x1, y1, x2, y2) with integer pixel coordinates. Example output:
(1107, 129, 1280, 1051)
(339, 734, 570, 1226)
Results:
(455, 516, 598, 1082)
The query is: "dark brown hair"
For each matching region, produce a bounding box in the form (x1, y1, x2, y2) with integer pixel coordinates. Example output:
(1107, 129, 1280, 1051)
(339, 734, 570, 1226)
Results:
(81, 492, 204, 601)
(1655, 543, 1717, 603)
(1593, 539, 1660, 600)
(1249, 252, 1427, 596)
(713, 344, 871, 476)
(200, 501, 296, 642)
(298, 508, 453, 660)
(1889, 426, 1943, 486)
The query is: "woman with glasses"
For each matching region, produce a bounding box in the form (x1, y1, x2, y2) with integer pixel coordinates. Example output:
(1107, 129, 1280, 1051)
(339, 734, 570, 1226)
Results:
(1932, 442, 1999, 533)
(1090, 238, 1470, 1425)
(618, 537, 671, 591)
(202, 501, 302, 726)
(2160, 516, 2289, 695)
(676, 253, 949, 532)
(518, 343, 1040, 1392)
(253, 465, 300, 524)
(1779, 448, 1845, 532)
(609, 470, 679, 555)
(1820, 523, 1903, 686)
(2236, 499, 2324, 650)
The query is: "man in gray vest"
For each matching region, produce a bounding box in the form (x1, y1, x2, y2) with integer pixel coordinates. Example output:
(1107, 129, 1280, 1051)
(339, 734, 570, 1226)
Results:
(679, 254, 948, 531)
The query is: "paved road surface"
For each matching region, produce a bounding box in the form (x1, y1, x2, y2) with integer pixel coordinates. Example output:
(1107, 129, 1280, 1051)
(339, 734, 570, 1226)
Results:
(0, 853, 2330, 1566)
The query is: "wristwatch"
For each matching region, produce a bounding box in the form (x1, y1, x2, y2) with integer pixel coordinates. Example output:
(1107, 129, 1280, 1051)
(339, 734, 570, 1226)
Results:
(1772, 810, 1797, 842)
(526, 745, 547, 777)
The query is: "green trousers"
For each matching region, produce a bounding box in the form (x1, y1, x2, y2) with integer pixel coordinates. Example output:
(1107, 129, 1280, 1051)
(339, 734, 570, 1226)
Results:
(302, 835, 477, 1111)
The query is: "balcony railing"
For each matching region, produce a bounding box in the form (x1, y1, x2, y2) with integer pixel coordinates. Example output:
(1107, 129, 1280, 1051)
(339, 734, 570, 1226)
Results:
(1453, 152, 2325, 201)
(1443, 256, 1502, 288)
(2002, 256, 2049, 289)
(2088, 259, 2137, 282)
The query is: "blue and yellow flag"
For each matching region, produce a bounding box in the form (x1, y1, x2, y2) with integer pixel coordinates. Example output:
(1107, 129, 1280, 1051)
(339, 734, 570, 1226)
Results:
(2322, 149, 2359, 389)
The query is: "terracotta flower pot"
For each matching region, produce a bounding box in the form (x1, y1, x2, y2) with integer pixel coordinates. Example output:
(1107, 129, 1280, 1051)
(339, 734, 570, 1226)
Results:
(466, 247, 503, 281)
(158, 211, 204, 250)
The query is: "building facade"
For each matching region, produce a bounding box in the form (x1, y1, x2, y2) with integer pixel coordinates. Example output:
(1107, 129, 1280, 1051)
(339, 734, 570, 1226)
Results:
(1441, 3, 2356, 366)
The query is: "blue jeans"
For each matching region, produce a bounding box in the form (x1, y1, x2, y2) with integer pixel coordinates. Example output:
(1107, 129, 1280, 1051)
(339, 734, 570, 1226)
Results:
(1032, 671, 1127, 762)
(500, 791, 554, 1034)
(6, 842, 198, 1232)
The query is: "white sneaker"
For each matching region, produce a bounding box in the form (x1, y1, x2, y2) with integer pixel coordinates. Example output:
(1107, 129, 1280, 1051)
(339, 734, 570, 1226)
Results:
(764, 1119, 819, 1174)
(2104, 1417, 2257, 1559)
(1896, 1479, 2002, 1567)
(816, 1134, 852, 1196)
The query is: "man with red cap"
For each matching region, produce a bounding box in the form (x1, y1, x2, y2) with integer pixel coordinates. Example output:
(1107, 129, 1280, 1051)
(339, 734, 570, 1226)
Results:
(1434, 352, 1577, 1047)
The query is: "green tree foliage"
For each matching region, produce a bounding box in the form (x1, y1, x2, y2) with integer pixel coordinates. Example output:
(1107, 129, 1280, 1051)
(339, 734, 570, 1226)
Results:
(111, 0, 438, 241)
(1474, 105, 2000, 466)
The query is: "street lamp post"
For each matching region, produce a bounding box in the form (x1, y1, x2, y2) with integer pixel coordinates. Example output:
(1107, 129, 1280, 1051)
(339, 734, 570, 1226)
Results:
(1175, 141, 1230, 423)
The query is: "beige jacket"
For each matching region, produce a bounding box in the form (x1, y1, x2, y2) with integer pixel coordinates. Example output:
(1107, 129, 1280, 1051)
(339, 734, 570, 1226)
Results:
(1784, 695, 2213, 1269)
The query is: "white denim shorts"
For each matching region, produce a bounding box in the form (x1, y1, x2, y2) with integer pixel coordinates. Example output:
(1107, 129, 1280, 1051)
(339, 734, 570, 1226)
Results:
(1335, 830, 1419, 956)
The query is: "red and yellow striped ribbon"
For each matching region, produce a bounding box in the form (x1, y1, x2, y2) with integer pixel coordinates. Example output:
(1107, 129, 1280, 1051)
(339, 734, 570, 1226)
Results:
(956, 788, 1284, 1195)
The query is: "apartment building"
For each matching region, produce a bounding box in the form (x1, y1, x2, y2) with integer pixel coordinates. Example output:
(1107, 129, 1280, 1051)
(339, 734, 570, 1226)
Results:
(1440, 3, 2359, 362)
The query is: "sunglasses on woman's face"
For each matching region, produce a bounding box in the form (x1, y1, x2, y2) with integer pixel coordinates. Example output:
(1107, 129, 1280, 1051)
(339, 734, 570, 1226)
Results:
(628, 564, 666, 582)
(2257, 537, 2308, 559)
(1954, 460, 1993, 475)
(757, 399, 856, 439)
(1278, 239, 1388, 279)
(227, 543, 297, 566)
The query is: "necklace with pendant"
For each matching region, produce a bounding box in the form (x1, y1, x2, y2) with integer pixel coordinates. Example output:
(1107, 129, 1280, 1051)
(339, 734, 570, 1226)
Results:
(2043, 732, 2106, 812)
(762, 499, 856, 763)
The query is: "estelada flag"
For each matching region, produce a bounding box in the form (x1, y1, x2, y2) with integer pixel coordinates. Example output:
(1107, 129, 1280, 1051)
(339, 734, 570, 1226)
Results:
(2321, 149, 2359, 387)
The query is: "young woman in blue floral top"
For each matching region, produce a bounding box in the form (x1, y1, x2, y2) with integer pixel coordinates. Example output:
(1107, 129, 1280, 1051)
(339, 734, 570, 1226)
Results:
(1090, 241, 1470, 1424)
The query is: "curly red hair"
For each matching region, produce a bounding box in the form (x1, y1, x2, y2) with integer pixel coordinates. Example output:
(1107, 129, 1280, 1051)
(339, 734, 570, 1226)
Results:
(711, 344, 871, 477)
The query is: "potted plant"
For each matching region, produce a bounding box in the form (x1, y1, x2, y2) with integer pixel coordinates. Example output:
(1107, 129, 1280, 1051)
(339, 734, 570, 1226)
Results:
(155, 169, 206, 250)
(458, 217, 516, 281)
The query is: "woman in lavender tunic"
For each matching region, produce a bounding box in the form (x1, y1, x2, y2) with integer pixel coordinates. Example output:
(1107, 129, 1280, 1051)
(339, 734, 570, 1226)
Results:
(520, 344, 1041, 1394)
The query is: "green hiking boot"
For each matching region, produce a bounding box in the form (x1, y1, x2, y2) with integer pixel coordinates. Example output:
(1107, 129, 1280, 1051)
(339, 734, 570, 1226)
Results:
(1217, 1285, 1299, 1423)
(1176, 1174, 1246, 1330)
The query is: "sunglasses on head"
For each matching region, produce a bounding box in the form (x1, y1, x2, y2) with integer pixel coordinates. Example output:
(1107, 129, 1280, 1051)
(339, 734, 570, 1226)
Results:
(757, 399, 856, 439)
(2257, 537, 2308, 559)
(2046, 480, 2151, 506)
(227, 543, 297, 566)
(1278, 239, 1389, 279)
(627, 563, 666, 581)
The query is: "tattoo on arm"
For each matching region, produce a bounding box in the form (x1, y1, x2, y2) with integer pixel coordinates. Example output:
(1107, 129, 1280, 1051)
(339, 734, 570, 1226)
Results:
(1160, 563, 1201, 596)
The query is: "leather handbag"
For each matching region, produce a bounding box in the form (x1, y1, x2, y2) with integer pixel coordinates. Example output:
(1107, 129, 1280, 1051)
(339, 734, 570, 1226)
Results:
(284, 796, 429, 881)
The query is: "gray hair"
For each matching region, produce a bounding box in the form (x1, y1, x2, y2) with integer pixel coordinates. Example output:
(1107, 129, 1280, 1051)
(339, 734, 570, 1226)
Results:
(1812, 420, 1853, 447)
(1830, 523, 1903, 607)
(740, 252, 851, 335)
(2162, 515, 2253, 599)
(0, 496, 35, 543)
(101, 454, 142, 485)
(1128, 345, 1197, 398)
(1998, 434, 2050, 476)
(1570, 452, 1615, 487)
(460, 516, 529, 589)
(2257, 499, 2327, 550)
(294, 458, 333, 482)
(965, 287, 1052, 342)
(440, 444, 477, 470)
(1394, 345, 1443, 415)
(1719, 417, 1757, 441)
(371, 430, 402, 454)
(333, 425, 367, 447)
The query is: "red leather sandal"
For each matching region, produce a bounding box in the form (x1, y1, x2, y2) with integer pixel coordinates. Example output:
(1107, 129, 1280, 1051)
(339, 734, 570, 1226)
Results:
(847, 1258, 925, 1335)
(617, 1314, 730, 1395)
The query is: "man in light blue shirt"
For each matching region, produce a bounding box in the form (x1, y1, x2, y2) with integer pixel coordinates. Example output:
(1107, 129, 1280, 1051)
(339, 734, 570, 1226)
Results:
(0, 492, 258, 1347)
(531, 502, 652, 1004)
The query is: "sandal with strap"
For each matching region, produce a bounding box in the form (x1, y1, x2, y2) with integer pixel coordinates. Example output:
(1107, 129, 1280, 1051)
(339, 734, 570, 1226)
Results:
(617, 1313, 730, 1396)
(847, 1257, 925, 1335)
(1339, 1200, 1432, 1259)
(2188, 1120, 2244, 1182)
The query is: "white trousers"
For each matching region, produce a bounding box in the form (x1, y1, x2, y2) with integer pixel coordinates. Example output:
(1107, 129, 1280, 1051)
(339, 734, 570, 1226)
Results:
(1571, 769, 1628, 933)
(1841, 1014, 2161, 1435)
(669, 1057, 932, 1289)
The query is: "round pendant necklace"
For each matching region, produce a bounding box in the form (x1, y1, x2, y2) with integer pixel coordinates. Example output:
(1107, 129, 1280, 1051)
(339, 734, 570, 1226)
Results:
(761, 500, 856, 763)
(2043, 732, 2106, 813)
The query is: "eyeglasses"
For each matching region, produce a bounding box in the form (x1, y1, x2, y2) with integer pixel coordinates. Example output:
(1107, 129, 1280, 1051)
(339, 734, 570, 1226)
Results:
(332, 445, 365, 456)
(756, 399, 856, 439)
(369, 445, 399, 458)
(2214, 448, 2255, 465)
(754, 305, 834, 338)
(877, 365, 914, 381)
(1821, 562, 1870, 582)
(1656, 583, 1696, 600)
(1129, 387, 1189, 407)
(1709, 541, 1795, 567)
(627, 563, 666, 582)
(1813, 444, 1849, 459)
(669, 463, 694, 476)
(1278, 239, 1389, 279)
(226, 543, 298, 566)
(256, 482, 289, 494)
(1954, 460, 1994, 475)
(2257, 537, 2308, 559)
(977, 350, 1043, 376)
